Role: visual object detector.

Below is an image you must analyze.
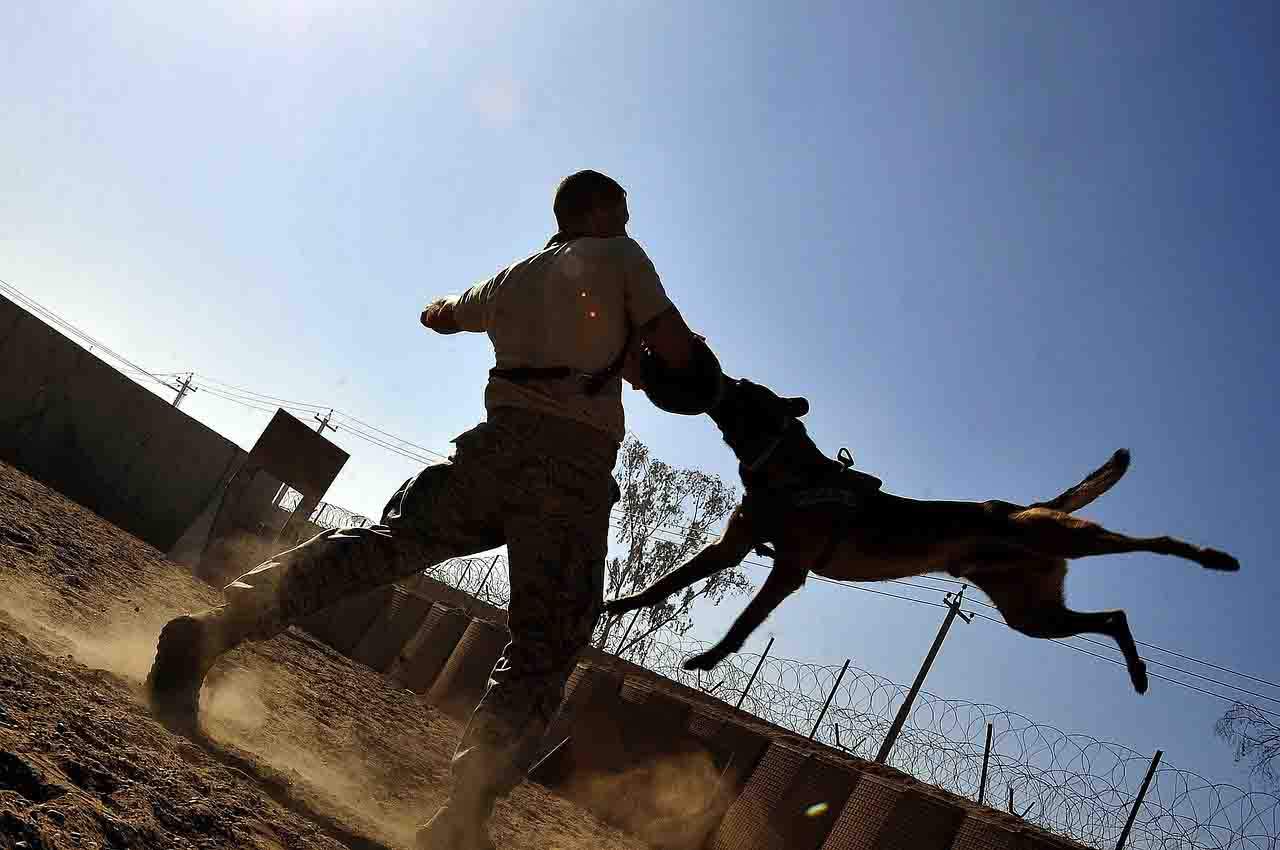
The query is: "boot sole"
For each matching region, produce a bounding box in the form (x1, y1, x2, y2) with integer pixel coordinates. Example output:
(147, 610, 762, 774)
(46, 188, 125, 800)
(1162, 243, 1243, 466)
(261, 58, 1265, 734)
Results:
(145, 615, 206, 736)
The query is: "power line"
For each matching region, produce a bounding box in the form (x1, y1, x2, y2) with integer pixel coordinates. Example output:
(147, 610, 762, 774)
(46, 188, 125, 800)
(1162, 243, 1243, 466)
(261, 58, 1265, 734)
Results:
(969, 612, 1280, 720)
(332, 412, 451, 463)
(932, 579, 1280, 693)
(191, 378, 444, 470)
(0, 278, 175, 391)
(1133, 639, 1280, 691)
(197, 385, 282, 415)
(194, 374, 331, 412)
(192, 373, 451, 463)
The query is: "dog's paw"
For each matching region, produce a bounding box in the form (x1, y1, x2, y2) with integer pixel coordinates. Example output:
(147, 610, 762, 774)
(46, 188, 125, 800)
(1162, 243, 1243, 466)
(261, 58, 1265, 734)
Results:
(675, 650, 727, 670)
(1198, 548, 1239, 572)
(682, 651, 725, 672)
(1130, 659, 1149, 695)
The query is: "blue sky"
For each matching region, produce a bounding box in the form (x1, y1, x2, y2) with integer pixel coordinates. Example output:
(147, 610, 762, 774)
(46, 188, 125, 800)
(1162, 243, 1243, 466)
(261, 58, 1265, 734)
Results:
(4, 1, 1277, 789)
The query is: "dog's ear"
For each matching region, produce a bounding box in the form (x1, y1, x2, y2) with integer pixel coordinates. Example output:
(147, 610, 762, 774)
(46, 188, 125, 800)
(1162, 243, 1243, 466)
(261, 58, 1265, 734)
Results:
(784, 396, 809, 418)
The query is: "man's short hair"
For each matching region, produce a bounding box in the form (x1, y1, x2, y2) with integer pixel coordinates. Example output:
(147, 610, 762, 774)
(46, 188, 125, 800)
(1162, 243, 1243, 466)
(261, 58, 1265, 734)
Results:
(554, 170, 626, 228)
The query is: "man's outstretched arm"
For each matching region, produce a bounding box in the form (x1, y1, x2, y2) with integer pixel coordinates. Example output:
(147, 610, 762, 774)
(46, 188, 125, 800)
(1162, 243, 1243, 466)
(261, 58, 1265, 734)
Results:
(421, 297, 464, 335)
(423, 270, 501, 335)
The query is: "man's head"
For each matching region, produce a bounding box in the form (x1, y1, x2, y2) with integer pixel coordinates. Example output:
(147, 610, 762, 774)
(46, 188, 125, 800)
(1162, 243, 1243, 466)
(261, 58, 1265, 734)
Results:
(554, 170, 629, 237)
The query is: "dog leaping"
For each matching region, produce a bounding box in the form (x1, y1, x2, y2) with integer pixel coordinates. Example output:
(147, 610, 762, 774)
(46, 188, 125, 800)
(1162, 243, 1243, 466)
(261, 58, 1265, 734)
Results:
(605, 377, 1239, 694)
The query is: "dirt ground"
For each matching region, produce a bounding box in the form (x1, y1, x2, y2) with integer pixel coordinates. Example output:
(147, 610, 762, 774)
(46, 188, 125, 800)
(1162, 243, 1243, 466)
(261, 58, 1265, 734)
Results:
(0, 460, 649, 850)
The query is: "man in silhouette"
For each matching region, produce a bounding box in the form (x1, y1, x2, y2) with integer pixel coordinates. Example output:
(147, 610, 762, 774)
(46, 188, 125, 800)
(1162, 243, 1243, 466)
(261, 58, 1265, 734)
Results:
(147, 170, 706, 849)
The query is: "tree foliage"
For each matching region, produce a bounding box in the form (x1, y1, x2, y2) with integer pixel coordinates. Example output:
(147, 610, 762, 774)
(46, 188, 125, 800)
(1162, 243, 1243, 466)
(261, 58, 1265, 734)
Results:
(594, 434, 752, 661)
(1216, 702, 1280, 791)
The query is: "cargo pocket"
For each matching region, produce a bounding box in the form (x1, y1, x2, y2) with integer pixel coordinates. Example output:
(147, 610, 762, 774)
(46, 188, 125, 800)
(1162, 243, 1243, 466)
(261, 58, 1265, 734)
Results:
(383, 462, 453, 530)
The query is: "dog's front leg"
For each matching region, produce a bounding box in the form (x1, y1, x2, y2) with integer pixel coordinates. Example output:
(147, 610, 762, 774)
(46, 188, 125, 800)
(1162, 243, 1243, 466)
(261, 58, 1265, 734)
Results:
(683, 564, 806, 671)
(605, 507, 755, 616)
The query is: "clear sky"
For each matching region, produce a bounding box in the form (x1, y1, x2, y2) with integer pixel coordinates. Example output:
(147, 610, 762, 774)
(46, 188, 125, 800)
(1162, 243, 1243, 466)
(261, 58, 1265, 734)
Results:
(4, 0, 1277, 789)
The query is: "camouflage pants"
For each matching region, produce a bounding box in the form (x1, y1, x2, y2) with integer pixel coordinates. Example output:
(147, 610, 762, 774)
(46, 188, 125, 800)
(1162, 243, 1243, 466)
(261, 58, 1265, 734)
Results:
(221, 407, 619, 818)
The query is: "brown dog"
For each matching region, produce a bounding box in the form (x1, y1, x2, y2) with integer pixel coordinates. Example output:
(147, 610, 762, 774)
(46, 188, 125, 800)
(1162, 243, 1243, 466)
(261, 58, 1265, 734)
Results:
(604, 377, 1239, 693)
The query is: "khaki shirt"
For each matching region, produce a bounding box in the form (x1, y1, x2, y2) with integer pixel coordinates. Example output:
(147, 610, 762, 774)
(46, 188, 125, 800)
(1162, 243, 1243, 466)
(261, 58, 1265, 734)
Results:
(447, 236, 673, 442)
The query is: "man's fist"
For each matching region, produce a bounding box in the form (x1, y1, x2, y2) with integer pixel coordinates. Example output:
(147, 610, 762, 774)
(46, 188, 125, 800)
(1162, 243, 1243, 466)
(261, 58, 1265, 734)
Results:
(421, 298, 461, 334)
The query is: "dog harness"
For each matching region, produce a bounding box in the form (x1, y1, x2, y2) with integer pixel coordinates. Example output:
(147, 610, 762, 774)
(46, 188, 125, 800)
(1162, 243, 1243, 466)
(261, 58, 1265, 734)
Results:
(747, 447, 883, 565)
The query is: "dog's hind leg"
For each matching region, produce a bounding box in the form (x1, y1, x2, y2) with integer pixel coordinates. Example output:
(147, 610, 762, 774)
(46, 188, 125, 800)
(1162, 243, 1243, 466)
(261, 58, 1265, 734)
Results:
(1016, 608, 1147, 694)
(999, 507, 1239, 571)
(967, 562, 1149, 693)
(604, 507, 757, 616)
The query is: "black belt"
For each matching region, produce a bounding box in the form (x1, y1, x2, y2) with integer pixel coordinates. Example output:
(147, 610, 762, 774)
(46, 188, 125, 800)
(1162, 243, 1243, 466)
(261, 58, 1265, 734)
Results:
(488, 232, 633, 397)
(490, 366, 575, 382)
(489, 365, 617, 396)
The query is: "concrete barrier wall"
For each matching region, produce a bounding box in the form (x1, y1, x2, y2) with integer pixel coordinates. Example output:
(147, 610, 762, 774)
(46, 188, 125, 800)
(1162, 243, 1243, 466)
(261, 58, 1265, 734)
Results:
(686, 708, 771, 794)
(708, 741, 811, 850)
(350, 586, 434, 673)
(871, 787, 967, 850)
(402, 574, 508, 625)
(427, 617, 509, 720)
(531, 664, 627, 789)
(822, 772, 902, 850)
(390, 603, 470, 693)
(617, 677, 696, 761)
(948, 813, 1025, 850)
(298, 586, 394, 656)
(289, 576, 1092, 850)
(0, 296, 246, 551)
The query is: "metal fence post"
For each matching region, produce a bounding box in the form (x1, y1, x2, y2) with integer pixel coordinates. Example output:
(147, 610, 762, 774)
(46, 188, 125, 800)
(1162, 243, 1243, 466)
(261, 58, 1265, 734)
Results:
(465, 555, 502, 614)
(809, 658, 851, 740)
(876, 587, 971, 764)
(1115, 750, 1163, 850)
(613, 609, 641, 655)
(477, 555, 501, 598)
(735, 636, 774, 710)
(458, 557, 476, 587)
(978, 722, 993, 805)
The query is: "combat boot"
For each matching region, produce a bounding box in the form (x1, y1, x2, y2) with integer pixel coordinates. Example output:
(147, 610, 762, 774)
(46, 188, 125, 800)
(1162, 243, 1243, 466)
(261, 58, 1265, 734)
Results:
(145, 605, 251, 736)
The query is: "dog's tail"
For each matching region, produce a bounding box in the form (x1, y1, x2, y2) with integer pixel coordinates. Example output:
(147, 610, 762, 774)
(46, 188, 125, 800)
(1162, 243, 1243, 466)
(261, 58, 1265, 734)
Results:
(1032, 449, 1131, 513)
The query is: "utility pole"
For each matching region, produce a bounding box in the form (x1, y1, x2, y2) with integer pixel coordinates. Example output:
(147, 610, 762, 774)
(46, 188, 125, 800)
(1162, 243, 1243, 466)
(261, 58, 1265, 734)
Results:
(168, 372, 197, 408)
(875, 586, 972, 764)
(314, 408, 338, 435)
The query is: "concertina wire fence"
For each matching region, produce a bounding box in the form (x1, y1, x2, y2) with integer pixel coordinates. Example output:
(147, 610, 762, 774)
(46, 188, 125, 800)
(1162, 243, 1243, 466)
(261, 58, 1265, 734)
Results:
(293, 499, 1279, 850)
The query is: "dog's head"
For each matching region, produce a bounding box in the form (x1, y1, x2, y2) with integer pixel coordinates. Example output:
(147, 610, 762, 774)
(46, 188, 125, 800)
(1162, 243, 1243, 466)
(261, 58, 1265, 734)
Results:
(709, 377, 810, 469)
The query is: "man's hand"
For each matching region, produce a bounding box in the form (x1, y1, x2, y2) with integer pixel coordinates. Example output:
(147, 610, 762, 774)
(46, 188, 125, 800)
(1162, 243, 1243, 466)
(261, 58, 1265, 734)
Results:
(421, 298, 462, 335)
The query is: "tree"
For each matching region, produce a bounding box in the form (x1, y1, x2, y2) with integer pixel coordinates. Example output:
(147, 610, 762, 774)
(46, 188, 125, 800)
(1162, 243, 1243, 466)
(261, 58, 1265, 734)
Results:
(594, 435, 752, 662)
(1215, 702, 1280, 790)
